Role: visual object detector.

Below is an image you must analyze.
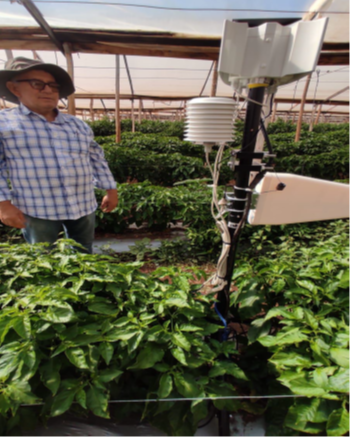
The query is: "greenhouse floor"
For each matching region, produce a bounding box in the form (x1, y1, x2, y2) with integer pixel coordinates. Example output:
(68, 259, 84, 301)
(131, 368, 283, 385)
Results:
(28, 412, 265, 436)
(93, 226, 186, 254)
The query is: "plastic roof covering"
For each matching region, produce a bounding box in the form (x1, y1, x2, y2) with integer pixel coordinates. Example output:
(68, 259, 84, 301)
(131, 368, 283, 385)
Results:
(0, 0, 349, 114)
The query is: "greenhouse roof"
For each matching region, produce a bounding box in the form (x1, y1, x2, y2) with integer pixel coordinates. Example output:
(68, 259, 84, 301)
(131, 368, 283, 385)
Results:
(0, 0, 349, 117)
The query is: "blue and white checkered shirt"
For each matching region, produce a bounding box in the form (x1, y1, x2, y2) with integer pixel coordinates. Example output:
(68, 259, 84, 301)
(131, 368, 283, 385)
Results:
(0, 104, 116, 220)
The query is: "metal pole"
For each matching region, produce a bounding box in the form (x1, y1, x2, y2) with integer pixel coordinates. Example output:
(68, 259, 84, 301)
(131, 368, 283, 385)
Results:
(216, 84, 266, 437)
(217, 85, 266, 319)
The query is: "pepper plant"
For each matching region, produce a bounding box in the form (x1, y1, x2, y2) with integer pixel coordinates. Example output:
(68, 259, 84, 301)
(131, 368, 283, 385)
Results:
(0, 240, 248, 436)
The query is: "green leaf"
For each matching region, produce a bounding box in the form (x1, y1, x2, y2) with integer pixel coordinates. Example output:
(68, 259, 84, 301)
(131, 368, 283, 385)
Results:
(12, 315, 31, 339)
(279, 374, 326, 397)
(41, 306, 75, 324)
(127, 332, 144, 354)
(328, 368, 349, 393)
(104, 328, 139, 341)
(99, 343, 114, 366)
(86, 386, 109, 419)
(329, 348, 349, 368)
(65, 348, 89, 370)
(51, 389, 76, 416)
(40, 359, 61, 395)
(87, 302, 119, 316)
(270, 352, 313, 370)
(0, 353, 20, 379)
(75, 388, 87, 409)
(191, 400, 208, 425)
(248, 320, 271, 344)
(0, 393, 11, 416)
(209, 361, 248, 381)
(158, 374, 173, 399)
(259, 328, 308, 347)
(327, 408, 349, 436)
(5, 380, 40, 404)
(206, 382, 239, 411)
(173, 373, 201, 398)
(128, 344, 164, 369)
(96, 368, 123, 383)
(171, 348, 187, 366)
(172, 333, 191, 351)
(179, 324, 203, 332)
(285, 398, 322, 430)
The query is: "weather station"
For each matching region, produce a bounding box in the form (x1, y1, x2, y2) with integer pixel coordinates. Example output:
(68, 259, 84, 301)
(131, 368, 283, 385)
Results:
(185, 15, 349, 436)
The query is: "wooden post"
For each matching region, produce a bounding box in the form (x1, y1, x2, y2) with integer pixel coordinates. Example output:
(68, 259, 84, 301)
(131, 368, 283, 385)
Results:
(138, 99, 142, 123)
(90, 99, 94, 122)
(131, 99, 135, 132)
(115, 55, 121, 143)
(309, 104, 318, 132)
(63, 43, 76, 116)
(210, 60, 218, 97)
(295, 73, 312, 142)
(315, 104, 322, 125)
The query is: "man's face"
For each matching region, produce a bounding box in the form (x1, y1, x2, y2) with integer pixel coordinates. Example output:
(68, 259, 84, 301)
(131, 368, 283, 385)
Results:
(6, 69, 60, 113)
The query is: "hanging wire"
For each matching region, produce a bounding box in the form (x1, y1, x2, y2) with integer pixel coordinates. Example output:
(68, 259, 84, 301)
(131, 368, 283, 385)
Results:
(199, 61, 214, 96)
(4, 1, 348, 12)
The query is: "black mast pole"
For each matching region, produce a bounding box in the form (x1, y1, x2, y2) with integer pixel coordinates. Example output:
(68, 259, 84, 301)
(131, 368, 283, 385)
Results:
(216, 84, 266, 437)
(216, 84, 266, 320)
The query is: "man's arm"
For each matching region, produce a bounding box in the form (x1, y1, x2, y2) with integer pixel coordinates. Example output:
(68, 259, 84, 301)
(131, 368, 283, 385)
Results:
(88, 138, 118, 212)
(0, 140, 25, 229)
(101, 189, 118, 213)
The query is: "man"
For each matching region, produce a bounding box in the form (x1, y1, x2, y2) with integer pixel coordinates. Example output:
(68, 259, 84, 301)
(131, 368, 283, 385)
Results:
(0, 57, 118, 253)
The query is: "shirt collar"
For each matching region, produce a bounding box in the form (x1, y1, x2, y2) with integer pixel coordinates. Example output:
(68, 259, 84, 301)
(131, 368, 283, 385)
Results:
(19, 103, 67, 124)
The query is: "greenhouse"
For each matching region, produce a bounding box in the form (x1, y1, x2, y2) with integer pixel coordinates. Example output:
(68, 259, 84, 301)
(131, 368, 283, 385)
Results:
(0, 0, 349, 435)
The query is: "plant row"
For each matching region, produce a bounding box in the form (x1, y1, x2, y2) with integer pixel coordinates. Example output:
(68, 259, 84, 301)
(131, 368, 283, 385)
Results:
(230, 227, 349, 436)
(0, 225, 348, 436)
(0, 241, 246, 436)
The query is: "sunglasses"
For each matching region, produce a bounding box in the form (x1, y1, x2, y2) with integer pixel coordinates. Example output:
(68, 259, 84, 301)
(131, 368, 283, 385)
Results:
(13, 79, 60, 92)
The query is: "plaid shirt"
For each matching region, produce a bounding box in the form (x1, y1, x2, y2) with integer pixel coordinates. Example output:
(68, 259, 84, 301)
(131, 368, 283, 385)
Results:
(0, 104, 116, 220)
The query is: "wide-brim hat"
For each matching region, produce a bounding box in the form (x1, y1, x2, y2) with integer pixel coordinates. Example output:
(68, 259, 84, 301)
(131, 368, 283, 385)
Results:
(0, 57, 75, 103)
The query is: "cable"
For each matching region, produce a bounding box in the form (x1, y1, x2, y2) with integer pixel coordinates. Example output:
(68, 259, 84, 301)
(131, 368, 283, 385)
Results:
(59, 66, 212, 71)
(21, 394, 310, 408)
(5, 1, 348, 13)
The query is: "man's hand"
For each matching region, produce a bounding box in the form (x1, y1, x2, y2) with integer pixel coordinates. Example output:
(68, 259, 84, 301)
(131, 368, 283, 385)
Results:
(0, 201, 26, 229)
(100, 189, 118, 213)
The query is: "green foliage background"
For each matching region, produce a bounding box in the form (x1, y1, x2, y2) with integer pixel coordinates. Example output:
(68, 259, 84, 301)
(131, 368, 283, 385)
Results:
(0, 118, 348, 435)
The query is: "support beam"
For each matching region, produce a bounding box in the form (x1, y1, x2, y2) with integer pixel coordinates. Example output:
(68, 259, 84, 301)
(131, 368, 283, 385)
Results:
(19, 0, 65, 54)
(90, 98, 94, 121)
(315, 104, 323, 125)
(63, 42, 76, 116)
(115, 55, 121, 142)
(138, 99, 142, 123)
(295, 73, 312, 142)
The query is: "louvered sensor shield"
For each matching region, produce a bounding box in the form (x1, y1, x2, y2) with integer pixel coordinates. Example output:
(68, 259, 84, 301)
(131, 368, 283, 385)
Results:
(184, 97, 238, 145)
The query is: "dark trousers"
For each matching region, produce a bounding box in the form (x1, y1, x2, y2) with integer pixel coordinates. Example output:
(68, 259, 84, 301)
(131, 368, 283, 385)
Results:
(22, 211, 96, 254)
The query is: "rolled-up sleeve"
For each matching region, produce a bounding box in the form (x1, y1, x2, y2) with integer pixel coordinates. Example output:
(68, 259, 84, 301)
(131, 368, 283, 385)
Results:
(0, 139, 11, 202)
(89, 139, 117, 190)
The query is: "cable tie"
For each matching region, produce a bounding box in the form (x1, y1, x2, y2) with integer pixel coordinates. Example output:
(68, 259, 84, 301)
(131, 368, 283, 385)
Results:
(228, 222, 238, 228)
(234, 185, 253, 193)
(226, 208, 245, 213)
